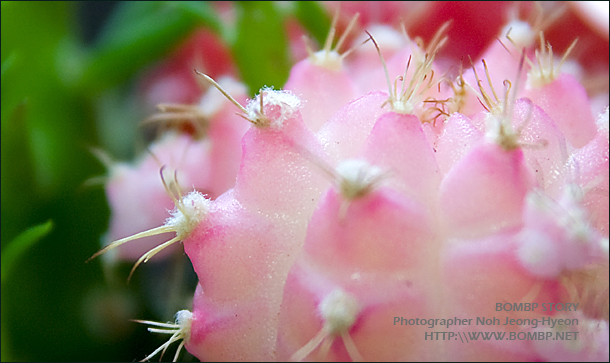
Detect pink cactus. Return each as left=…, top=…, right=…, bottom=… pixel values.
left=92, top=2, right=608, bottom=361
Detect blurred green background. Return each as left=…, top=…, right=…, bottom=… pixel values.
left=1, top=1, right=329, bottom=361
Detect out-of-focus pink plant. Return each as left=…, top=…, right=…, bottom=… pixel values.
left=92, top=2, right=608, bottom=361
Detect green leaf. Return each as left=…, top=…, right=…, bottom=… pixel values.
left=232, top=1, right=291, bottom=94
left=1, top=50, right=16, bottom=78
left=172, top=1, right=222, bottom=32
left=82, top=1, right=220, bottom=91
left=0, top=101, right=38, bottom=244
left=1, top=1, right=73, bottom=225
left=294, top=1, right=331, bottom=47
left=1, top=220, right=53, bottom=284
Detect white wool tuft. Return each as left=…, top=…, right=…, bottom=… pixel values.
left=174, top=309, right=193, bottom=336
left=318, top=289, right=360, bottom=335
left=245, top=88, right=302, bottom=128
left=335, top=159, right=384, bottom=200
left=165, top=191, right=211, bottom=239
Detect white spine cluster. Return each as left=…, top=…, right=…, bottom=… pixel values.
left=166, top=190, right=211, bottom=240
left=291, top=288, right=363, bottom=361
left=245, top=88, right=302, bottom=128
left=335, top=159, right=385, bottom=200
left=319, top=288, right=361, bottom=335
left=135, top=309, right=193, bottom=362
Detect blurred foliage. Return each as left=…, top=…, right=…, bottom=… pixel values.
left=1, top=1, right=330, bottom=361
left=1, top=220, right=53, bottom=361
left=232, top=1, right=291, bottom=94
left=2, top=220, right=53, bottom=285
left=80, top=1, right=221, bottom=92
